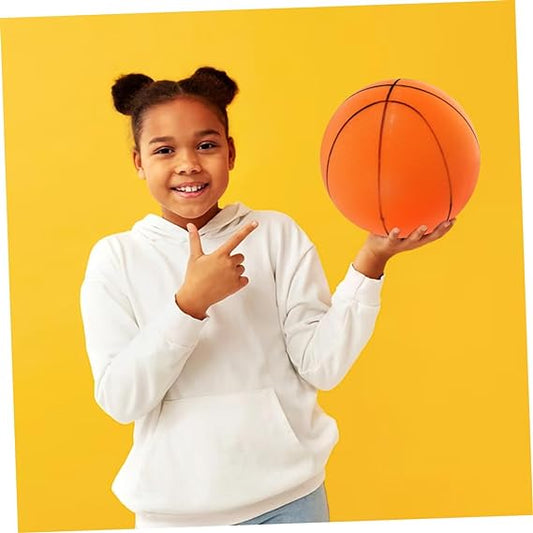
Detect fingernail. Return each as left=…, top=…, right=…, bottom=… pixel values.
left=251, top=220, right=258, bottom=228
left=444, top=221, right=451, bottom=228
left=421, top=225, right=428, bottom=232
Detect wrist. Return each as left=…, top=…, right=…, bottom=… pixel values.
left=352, top=247, right=389, bottom=279
left=175, top=289, right=208, bottom=320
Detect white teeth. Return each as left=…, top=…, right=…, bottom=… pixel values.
left=175, top=184, right=206, bottom=193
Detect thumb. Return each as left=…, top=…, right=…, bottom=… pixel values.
left=187, top=223, right=203, bottom=258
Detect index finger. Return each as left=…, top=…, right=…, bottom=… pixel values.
left=218, top=221, right=258, bottom=255
left=187, top=223, right=204, bottom=258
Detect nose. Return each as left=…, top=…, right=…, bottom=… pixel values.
left=175, top=150, right=201, bottom=175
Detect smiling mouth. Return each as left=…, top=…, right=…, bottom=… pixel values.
left=171, top=183, right=208, bottom=193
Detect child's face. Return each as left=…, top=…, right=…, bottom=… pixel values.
left=133, top=97, right=235, bottom=228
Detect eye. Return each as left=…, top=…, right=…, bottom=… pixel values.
left=198, top=141, right=217, bottom=150
left=154, top=147, right=173, bottom=155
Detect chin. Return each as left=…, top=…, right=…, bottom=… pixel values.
left=165, top=204, right=215, bottom=221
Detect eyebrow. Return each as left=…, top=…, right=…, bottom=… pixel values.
left=148, top=130, right=222, bottom=144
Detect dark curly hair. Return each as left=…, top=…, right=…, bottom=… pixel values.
left=111, top=66, right=239, bottom=150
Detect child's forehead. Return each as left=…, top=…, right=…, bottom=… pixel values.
left=140, top=97, right=225, bottom=140
left=147, top=98, right=221, bottom=124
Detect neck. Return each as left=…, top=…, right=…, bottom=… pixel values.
left=161, top=204, right=221, bottom=230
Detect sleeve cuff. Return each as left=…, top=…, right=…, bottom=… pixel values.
left=333, top=264, right=384, bottom=307
left=155, top=298, right=208, bottom=348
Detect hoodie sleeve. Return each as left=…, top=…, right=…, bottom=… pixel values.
left=80, top=238, right=206, bottom=424
left=275, top=220, right=383, bottom=391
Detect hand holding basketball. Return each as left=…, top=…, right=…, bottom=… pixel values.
left=369, top=218, right=455, bottom=257
left=352, top=219, right=455, bottom=279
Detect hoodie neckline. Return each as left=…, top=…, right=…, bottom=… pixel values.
left=132, top=203, right=252, bottom=242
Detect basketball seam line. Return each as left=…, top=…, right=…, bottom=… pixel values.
left=343, top=82, right=479, bottom=145
left=325, top=102, right=386, bottom=191
left=325, top=101, right=392, bottom=231
left=377, top=79, right=401, bottom=235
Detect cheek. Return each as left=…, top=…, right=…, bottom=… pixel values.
left=219, top=171, right=230, bottom=187
left=145, top=178, right=165, bottom=197
left=212, top=171, right=230, bottom=194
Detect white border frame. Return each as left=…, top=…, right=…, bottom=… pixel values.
left=0, top=2, right=528, bottom=533
left=0, top=1, right=500, bottom=19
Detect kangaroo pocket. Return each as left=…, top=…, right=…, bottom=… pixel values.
left=114, top=388, right=317, bottom=515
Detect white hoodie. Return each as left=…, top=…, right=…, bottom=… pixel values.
left=80, top=203, right=383, bottom=527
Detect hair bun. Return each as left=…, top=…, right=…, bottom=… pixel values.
left=181, top=66, right=239, bottom=109
left=112, top=73, right=154, bottom=115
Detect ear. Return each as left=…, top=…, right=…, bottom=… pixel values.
left=228, top=137, right=236, bottom=170
left=133, top=149, right=145, bottom=179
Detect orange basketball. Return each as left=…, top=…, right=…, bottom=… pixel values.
left=320, top=79, right=480, bottom=237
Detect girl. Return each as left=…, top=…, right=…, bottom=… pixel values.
left=80, top=66, right=454, bottom=528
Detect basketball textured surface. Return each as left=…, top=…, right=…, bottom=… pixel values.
left=320, top=79, right=480, bottom=236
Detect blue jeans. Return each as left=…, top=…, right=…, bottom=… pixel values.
left=236, top=484, right=330, bottom=525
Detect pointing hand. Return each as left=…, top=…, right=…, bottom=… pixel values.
left=175, top=220, right=258, bottom=319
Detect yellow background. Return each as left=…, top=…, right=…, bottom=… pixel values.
left=1, top=1, right=531, bottom=531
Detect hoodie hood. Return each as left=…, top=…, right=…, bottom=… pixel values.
left=131, top=203, right=253, bottom=243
